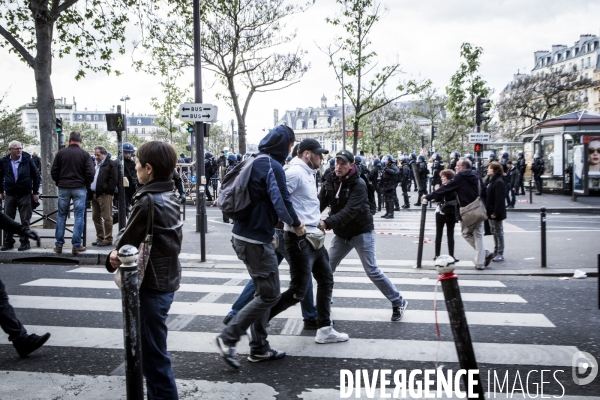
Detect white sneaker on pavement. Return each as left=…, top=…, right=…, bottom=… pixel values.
left=315, top=326, right=349, bottom=344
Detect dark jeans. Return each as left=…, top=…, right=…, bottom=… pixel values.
left=418, top=178, right=428, bottom=200
left=0, top=278, right=27, bottom=343
left=534, top=175, right=543, bottom=193
left=400, top=181, right=410, bottom=205
left=508, top=186, right=516, bottom=207
left=140, top=288, right=178, bottom=400
left=269, top=232, right=333, bottom=328
left=226, top=230, right=317, bottom=321
left=505, top=183, right=512, bottom=206
left=221, top=238, right=281, bottom=353
left=435, top=212, right=456, bottom=258
left=375, top=187, right=383, bottom=210
left=4, top=194, right=32, bottom=245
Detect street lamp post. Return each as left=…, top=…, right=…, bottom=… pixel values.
left=341, top=66, right=346, bottom=151
left=120, top=95, right=130, bottom=141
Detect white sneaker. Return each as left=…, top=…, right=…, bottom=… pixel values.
left=315, top=326, right=349, bottom=344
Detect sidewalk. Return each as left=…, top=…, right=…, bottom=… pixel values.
left=0, top=193, right=597, bottom=276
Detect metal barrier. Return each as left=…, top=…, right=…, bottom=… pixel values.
left=1, top=194, right=87, bottom=247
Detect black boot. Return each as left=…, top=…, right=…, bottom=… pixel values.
left=384, top=200, right=395, bottom=219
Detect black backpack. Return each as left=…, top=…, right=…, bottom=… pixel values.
left=358, top=172, right=377, bottom=215
left=217, top=154, right=268, bottom=221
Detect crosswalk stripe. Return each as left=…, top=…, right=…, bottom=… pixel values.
left=3, top=325, right=574, bottom=366
left=23, top=279, right=526, bottom=303
left=67, top=267, right=507, bottom=287
left=9, top=295, right=553, bottom=327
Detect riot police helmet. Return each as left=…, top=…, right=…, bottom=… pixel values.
left=227, top=153, right=237, bottom=163
left=410, top=152, right=417, bottom=160
left=452, top=151, right=461, bottom=158
left=465, top=153, right=474, bottom=162
left=518, top=151, right=524, bottom=157
left=205, top=151, right=213, bottom=159
left=373, top=158, right=381, bottom=165
left=489, top=153, right=496, bottom=159
left=123, top=142, right=134, bottom=153
left=418, top=154, right=426, bottom=161
left=236, top=153, right=242, bottom=162
left=434, top=153, right=442, bottom=160
left=401, top=157, right=408, bottom=164
left=534, top=152, right=541, bottom=159
left=502, top=151, right=509, bottom=158
left=354, top=156, right=362, bottom=163
left=329, top=158, right=335, bottom=167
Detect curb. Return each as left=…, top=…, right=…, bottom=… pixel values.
left=0, top=248, right=112, bottom=265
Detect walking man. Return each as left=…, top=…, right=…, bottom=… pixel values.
left=319, top=150, right=408, bottom=321
left=216, top=125, right=305, bottom=370
left=90, top=146, right=118, bottom=246
left=51, top=131, right=95, bottom=254
left=0, top=141, right=40, bottom=251
left=516, top=151, right=527, bottom=195
left=268, top=138, right=348, bottom=344
left=423, top=158, right=494, bottom=270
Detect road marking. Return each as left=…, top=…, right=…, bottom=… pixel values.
left=24, top=279, right=526, bottom=303
left=67, top=268, right=506, bottom=287
left=9, top=295, right=551, bottom=327
left=3, top=325, right=574, bottom=366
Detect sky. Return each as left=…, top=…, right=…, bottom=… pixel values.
left=1, top=0, right=600, bottom=145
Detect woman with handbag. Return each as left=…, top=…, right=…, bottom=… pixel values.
left=434, top=169, right=459, bottom=262
left=106, top=141, right=183, bottom=400
left=485, top=161, right=507, bottom=262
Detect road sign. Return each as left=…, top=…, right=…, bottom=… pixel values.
left=468, top=132, right=491, bottom=143
left=179, top=103, right=218, bottom=122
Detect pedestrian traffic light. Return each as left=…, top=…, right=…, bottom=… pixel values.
left=421, top=135, right=425, bottom=148
left=476, top=97, right=491, bottom=127
left=56, top=117, right=63, bottom=134
left=474, top=143, right=483, bottom=154
left=187, top=124, right=194, bottom=134
left=431, top=126, right=438, bottom=142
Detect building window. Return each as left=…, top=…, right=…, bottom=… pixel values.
left=85, top=115, right=91, bottom=121
left=331, top=139, right=337, bottom=153
left=94, top=124, right=98, bottom=129
left=135, top=128, right=138, bottom=134
left=77, top=115, right=83, bottom=120
left=93, top=115, right=99, bottom=121
left=137, top=119, right=142, bottom=125
left=142, top=128, right=145, bottom=134
left=27, top=113, right=37, bottom=121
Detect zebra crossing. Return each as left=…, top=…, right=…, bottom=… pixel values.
left=0, top=261, right=594, bottom=399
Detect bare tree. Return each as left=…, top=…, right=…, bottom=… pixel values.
left=135, top=0, right=312, bottom=154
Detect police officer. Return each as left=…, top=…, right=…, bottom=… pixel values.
left=516, top=151, right=527, bottom=195
left=500, top=152, right=509, bottom=174
left=381, top=156, right=399, bottom=219
left=369, top=158, right=384, bottom=212
left=464, top=154, right=477, bottom=171
left=449, top=151, right=461, bottom=171
left=488, top=152, right=498, bottom=166
left=122, top=142, right=138, bottom=209
left=414, top=155, right=428, bottom=206
left=205, top=152, right=217, bottom=201
left=431, top=153, right=444, bottom=188
left=354, top=156, right=370, bottom=179
left=399, top=157, right=411, bottom=209
left=408, top=153, right=417, bottom=191
left=532, top=153, right=544, bottom=195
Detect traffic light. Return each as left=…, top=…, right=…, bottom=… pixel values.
left=431, top=125, right=438, bottom=142
left=474, top=143, right=483, bottom=154
left=476, top=97, right=491, bottom=127
left=56, top=117, right=63, bottom=134
left=187, top=123, right=194, bottom=134
left=421, top=135, right=425, bottom=148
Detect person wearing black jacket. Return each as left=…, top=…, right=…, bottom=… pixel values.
left=106, top=141, right=182, bottom=399
left=532, top=153, right=544, bottom=195
left=380, top=156, right=399, bottom=219
left=0, top=211, right=48, bottom=358
left=122, top=142, right=138, bottom=208
left=368, top=158, right=384, bottom=211
left=319, top=150, right=408, bottom=321
left=0, top=141, right=41, bottom=251
left=399, top=158, right=411, bottom=208
left=505, top=160, right=520, bottom=208
left=434, top=169, right=458, bottom=261
left=424, top=158, right=494, bottom=270
left=516, top=151, right=527, bottom=195
left=414, top=155, right=428, bottom=206
left=485, top=161, right=507, bottom=262
left=50, top=131, right=95, bottom=254
left=90, top=146, right=118, bottom=246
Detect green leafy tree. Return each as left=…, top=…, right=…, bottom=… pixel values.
left=324, top=0, right=429, bottom=154
left=496, top=71, right=597, bottom=140
left=65, top=122, right=117, bottom=156
left=0, top=93, right=39, bottom=154
left=134, top=0, right=312, bottom=155
left=0, top=0, right=135, bottom=226
left=446, top=43, right=492, bottom=131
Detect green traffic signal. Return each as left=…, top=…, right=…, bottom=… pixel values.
left=56, top=117, right=63, bottom=134
left=187, top=124, right=194, bottom=133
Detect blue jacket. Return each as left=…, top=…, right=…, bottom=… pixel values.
left=0, top=151, right=41, bottom=196
left=232, top=126, right=301, bottom=244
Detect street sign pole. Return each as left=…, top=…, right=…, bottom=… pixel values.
left=193, top=0, right=206, bottom=262
left=108, top=109, right=127, bottom=230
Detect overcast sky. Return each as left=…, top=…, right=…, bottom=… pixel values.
left=1, top=0, right=599, bottom=145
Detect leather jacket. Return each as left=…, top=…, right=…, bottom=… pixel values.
left=106, top=179, right=182, bottom=292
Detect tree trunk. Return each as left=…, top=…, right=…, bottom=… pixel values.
left=33, top=9, right=58, bottom=228
left=352, top=119, right=360, bottom=155
left=237, top=120, right=246, bottom=155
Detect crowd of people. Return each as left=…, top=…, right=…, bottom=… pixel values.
left=1, top=128, right=538, bottom=398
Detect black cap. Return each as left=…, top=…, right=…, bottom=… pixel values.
left=298, top=138, right=329, bottom=155
left=335, top=149, right=354, bottom=163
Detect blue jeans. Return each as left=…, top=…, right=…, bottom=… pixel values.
left=0, top=278, right=27, bottom=343
left=328, top=231, right=403, bottom=307
left=226, top=230, right=317, bottom=321
left=268, top=231, right=333, bottom=328
left=140, top=288, right=178, bottom=400
left=55, top=187, right=87, bottom=248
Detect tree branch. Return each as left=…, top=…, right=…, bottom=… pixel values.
left=55, top=0, right=81, bottom=16
left=0, top=24, right=34, bottom=67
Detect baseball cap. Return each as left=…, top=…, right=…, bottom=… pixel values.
left=298, top=138, right=329, bottom=155
left=335, top=150, right=354, bottom=163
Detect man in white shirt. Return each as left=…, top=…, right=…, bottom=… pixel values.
left=268, top=139, right=349, bottom=344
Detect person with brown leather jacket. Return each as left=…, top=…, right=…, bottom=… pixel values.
left=106, top=141, right=182, bottom=399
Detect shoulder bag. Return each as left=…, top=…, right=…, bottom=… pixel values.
left=456, top=180, right=488, bottom=227
left=114, top=193, right=154, bottom=289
